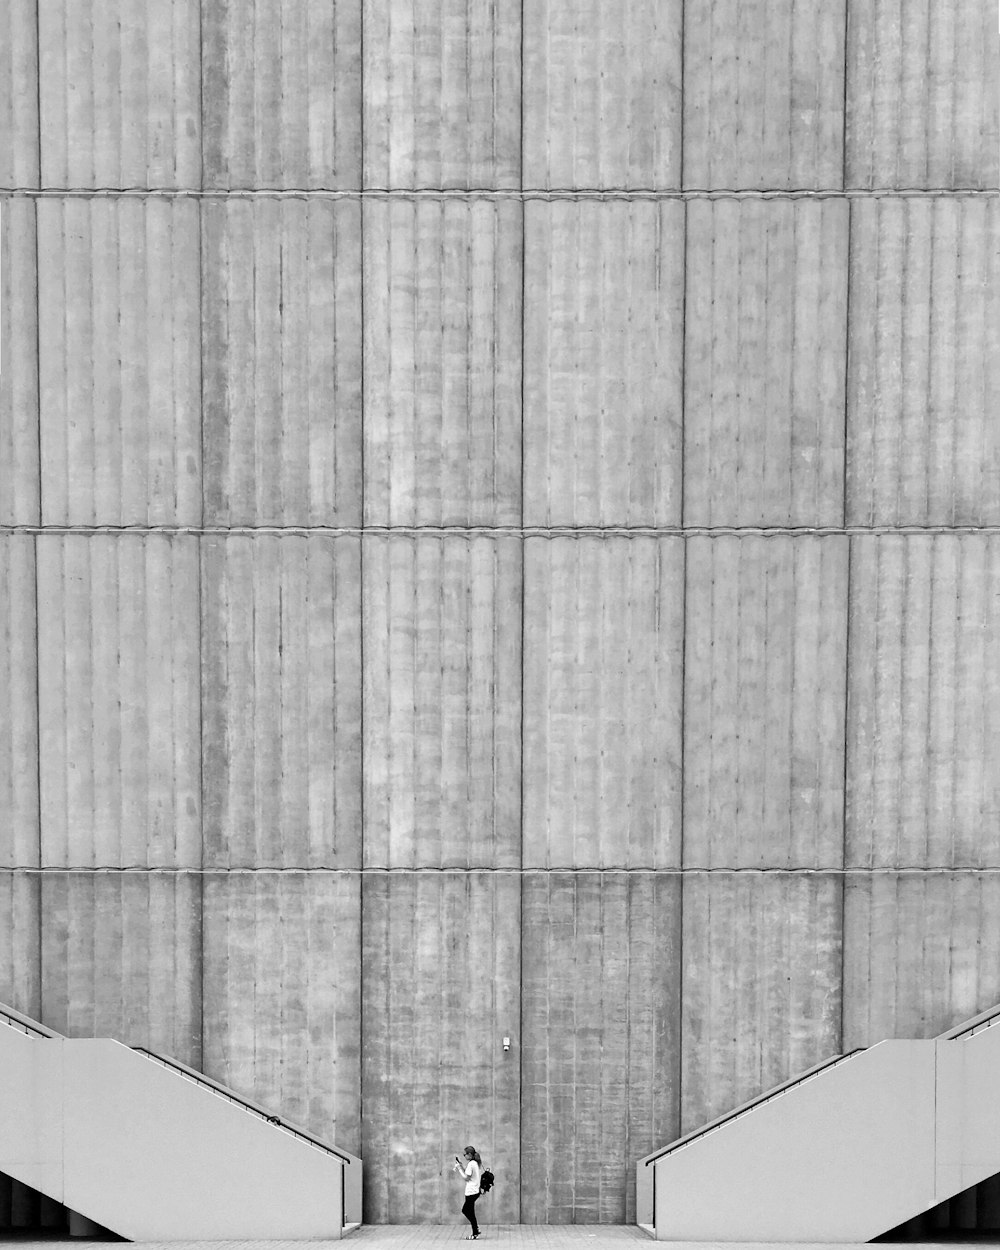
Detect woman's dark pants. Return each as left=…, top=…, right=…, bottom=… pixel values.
left=462, top=1193, right=480, bottom=1236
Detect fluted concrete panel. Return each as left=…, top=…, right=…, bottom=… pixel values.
left=39, top=872, right=201, bottom=1064
left=0, top=873, right=41, bottom=1018
left=523, top=201, right=684, bottom=526
left=843, top=873, right=1000, bottom=1046
left=0, top=538, right=38, bottom=868
left=0, top=0, right=38, bottom=188
left=847, top=535, right=1000, bottom=868
left=522, top=0, right=681, bottom=190
left=37, top=197, right=201, bottom=525
left=0, top=198, right=39, bottom=525
left=683, top=0, right=846, bottom=189
left=202, top=872, right=361, bottom=1153
left=202, top=535, right=362, bottom=869
left=202, top=198, right=362, bottom=525
left=680, top=874, right=843, bottom=1130
left=202, top=0, right=361, bottom=189
left=684, top=198, right=850, bottom=526
left=847, top=198, right=1000, bottom=526
left=522, top=537, right=683, bottom=870
left=363, top=0, right=519, bottom=189
left=520, top=873, right=681, bottom=1223
left=363, top=199, right=522, bottom=525
left=684, top=536, right=849, bottom=868
left=363, top=536, right=521, bottom=869
left=361, top=872, right=520, bottom=1222
left=846, top=0, right=999, bottom=189
left=38, top=0, right=201, bottom=189
left=36, top=535, right=201, bottom=868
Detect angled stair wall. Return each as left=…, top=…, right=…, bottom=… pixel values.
left=0, top=1004, right=360, bottom=1240
left=640, top=1007, right=1000, bottom=1242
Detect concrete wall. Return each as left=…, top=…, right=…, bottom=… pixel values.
left=0, top=0, right=998, bottom=1227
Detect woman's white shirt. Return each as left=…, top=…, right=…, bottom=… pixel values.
left=464, top=1161, right=481, bottom=1196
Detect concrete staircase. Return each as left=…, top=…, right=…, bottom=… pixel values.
left=638, top=1003, right=1000, bottom=1241
left=0, top=1002, right=361, bottom=1240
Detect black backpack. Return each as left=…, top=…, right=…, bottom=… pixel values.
left=479, top=1167, right=495, bottom=1194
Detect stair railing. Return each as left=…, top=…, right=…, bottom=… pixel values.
left=0, top=1003, right=62, bottom=1038
left=939, top=1003, right=1000, bottom=1040
left=132, top=1047, right=355, bottom=1166
left=643, top=1048, right=865, bottom=1166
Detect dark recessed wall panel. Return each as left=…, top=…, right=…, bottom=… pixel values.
left=202, top=871, right=361, bottom=1153
left=520, top=872, right=681, bottom=1223
left=361, top=872, right=521, bottom=1222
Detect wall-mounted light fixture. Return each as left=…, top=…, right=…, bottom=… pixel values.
left=502, top=1036, right=511, bottom=1051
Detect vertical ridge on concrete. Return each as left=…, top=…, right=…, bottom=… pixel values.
left=682, top=0, right=847, bottom=189
left=846, top=535, right=1000, bottom=869
left=842, top=871, right=1000, bottom=1047
left=202, top=871, right=362, bottom=1152
left=847, top=197, right=1000, bottom=526
left=680, top=872, right=843, bottom=1130
left=202, top=197, right=363, bottom=526
left=363, top=198, right=523, bottom=525
left=521, top=0, right=682, bottom=190
left=0, top=872, right=41, bottom=1015
left=38, top=0, right=201, bottom=188
left=0, top=538, right=39, bottom=869
left=36, top=534, right=202, bottom=868
left=683, top=197, right=850, bottom=526
left=523, top=200, right=685, bottom=526
left=520, top=872, right=681, bottom=1223
left=362, top=535, right=522, bottom=869
left=0, top=198, right=40, bottom=525
left=201, top=534, right=362, bottom=869
left=202, top=0, right=361, bottom=189
left=363, top=0, right=521, bottom=190
left=522, top=536, right=684, bottom=870
left=0, top=0, right=39, bottom=188
left=846, top=0, right=1000, bottom=190
left=361, top=872, right=521, bottom=1221
left=36, top=197, right=202, bottom=525
left=683, top=536, right=850, bottom=869
left=39, top=871, right=202, bottom=1063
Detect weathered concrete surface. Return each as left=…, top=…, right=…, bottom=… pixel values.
left=680, top=874, right=843, bottom=1131
left=363, top=199, right=522, bottom=526
left=842, top=873, right=1000, bottom=1048
left=39, top=871, right=201, bottom=1064
left=0, top=872, right=41, bottom=1016
left=36, top=534, right=201, bottom=868
left=847, top=535, right=1000, bottom=868
left=0, top=537, right=38, bottom=868
left=523, top=201, right=684, bottom=527
left=683, top=198, right=850, bottom=526
left=202, top=871, right=362, bottom=1153
left=683, top=537, right=849, bottom=869
left=522, top=537, right=683, bottom=870
left=37, top=197, right=202, bottom=525
left=201, top=534, right=362, bottom=869
left=847, top=0, right=1000, bottom=189
left=0, top=0, right=38, bottom=188
left=683, top=0, right=846, bottom=190
left=361, top=873, right=520, bottom=1223
left=203, top=0, right=361, bottom=190
left=363, top=0, right=520, bottom=190
left=0, top=198, right=39, bottom=525
left=847, top=197, right=1000, bottom=526
left=363, top=535, right=521, bottom=869
left=202, top=198, right=363, bottom=526
left=522, top=0, right=682, bottom=190
left=520, top=873, right=681, bottom=1224
left=38, top=0, right=201, bottom=189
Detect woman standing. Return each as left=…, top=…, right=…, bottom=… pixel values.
left=453, top=1146, right=482, bottom=1239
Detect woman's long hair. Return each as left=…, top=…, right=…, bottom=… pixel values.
left=464, top=1146, right=482, bottom=1166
